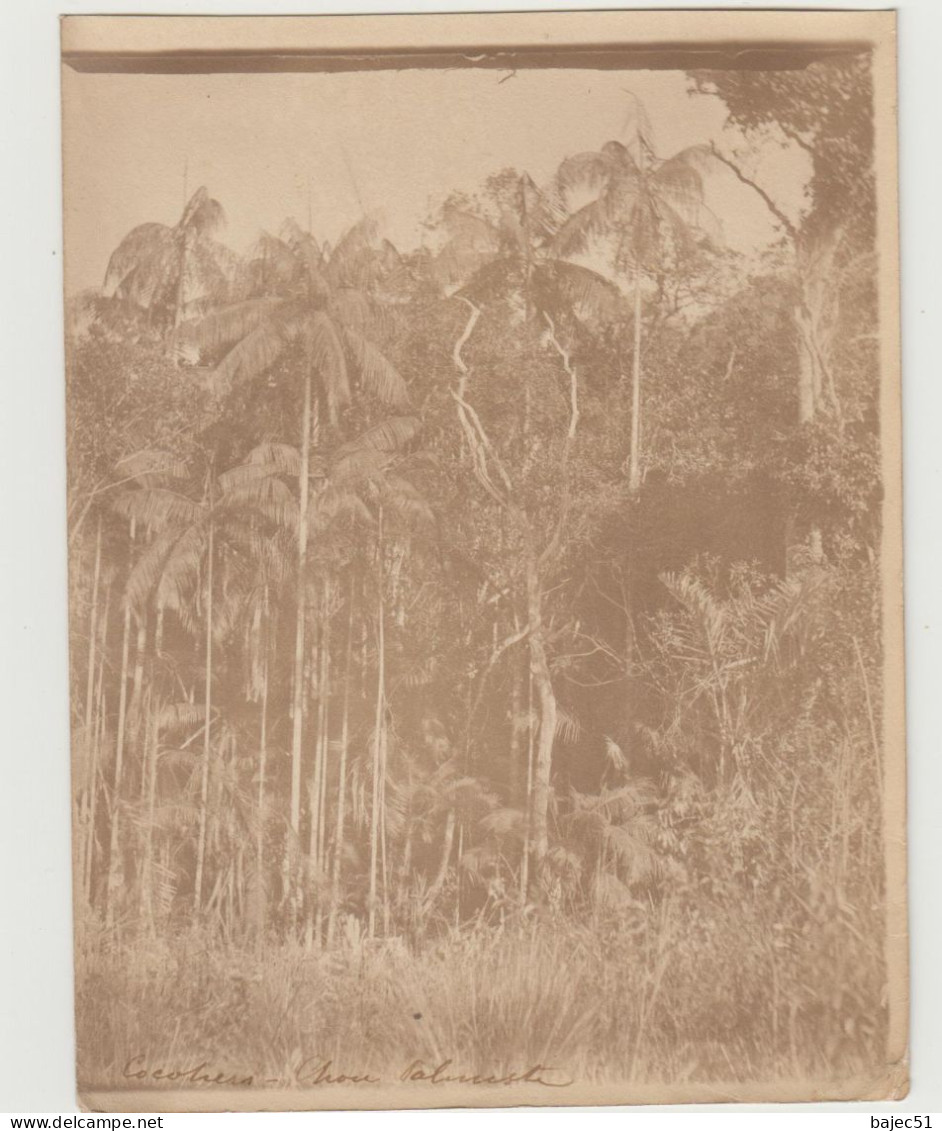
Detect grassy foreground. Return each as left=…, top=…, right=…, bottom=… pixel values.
left=77, top=888, right=886, bottom=1093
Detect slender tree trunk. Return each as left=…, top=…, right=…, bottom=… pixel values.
left=628, top=262, right=644, bottom=494
left=794, top=298, right=825, bottom=564
left=519, top=667, right=534, bottom=907
left=304, top=617, right=322, bottom=951
left=193, top=517, right=214, bottom=913
left=83, top=579, right=110, bottom=911
left=105, top=602, right=132, bottom=927
left=255, top=589, right=269, bottom=945
left=105, top=519, right=136, bottom=929
left=173, top=224, right=189, bottom=335
left=155, top=602, right=165, bottom=656
left=327, top=577, right=355, bottom=948
left=314, top=582, right=332, bottom=941
left=368, top=507, right=386, bottom=938
left=139, top=688, right=159, bottom=931
left=454, top=823, right=463, bottom=929
left=129, top=614, right=148, bottom=765
left=312, top=586, right=331, bottom=873
left=525, top=547, right=557, bottom=893
left=509, top=648, right=525, bottom=800
left=289, top=369, right=313, bottom=881
left=426, top=808, right=456, bottom=918
left=80, top=516, right=102, bottom=907
left=380, top=716, right=390, bottom=937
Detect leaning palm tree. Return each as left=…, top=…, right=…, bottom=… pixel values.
left=102, top=186, right=237, bottom=341
left=181, top=225, right=412, bottom=905
left=554, top=97, right=717, bottom=491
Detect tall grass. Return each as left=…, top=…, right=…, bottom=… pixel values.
left=77, top=882, right=885, bottom=1090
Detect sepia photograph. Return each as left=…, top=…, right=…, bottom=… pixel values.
left=58, top=10, right=905, bottom=1111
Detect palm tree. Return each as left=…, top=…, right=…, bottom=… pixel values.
left=554, top=99, right=716, bottom=491
left=102, top=186, right=236, bottom=341
left=183, top=218, right=412, bottom=888
left=434, top=172, right=619, bottom=329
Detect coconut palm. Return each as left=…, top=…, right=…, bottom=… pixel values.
left=554, top=98, right=717, bottom=491
left=102, top=186, right=237, bottom=340
left=435, top=171, right=620, bottom=329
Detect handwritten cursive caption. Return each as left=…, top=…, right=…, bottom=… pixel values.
left=122, top=1054, right=574, bottom=1089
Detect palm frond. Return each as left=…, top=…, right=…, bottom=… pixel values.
left=220, top=477, right=298, bottom=530
left=555, top=706, right=581, bottom=745
left=480, top=806, right=526, bottom=838
left=340, top=415, right=421, bottom=456
left=153, top=525, right=208, bottom=614
left=179, top=187, right=226, bottom=239
left=122, top=527, right=184, bottom=610
left=214, top=322, right=289, bottom=389
left=102, top=223, right=173, bottom=300
left=302, top=310, right=351, bottom=410
left=331, top=286, right=390, bottom=338
left=243, top=442, right=302, bottom=476
left=343, top=329, right=410, bottom=408
left=113, top=449, right=189, bottom=486
left=653, top=147, right=709, bottom=209
left=552, top=200, right=608, bottom=257
left=556, top=151, right=617, bottom=195
left=183, top=296, right=282, bottom=354
left=378, top=474, right=435, bottom=525
left=329, top=447, right=391, bottom=485
left=312, top=484, right=373, bottom=528
left=112, top=488, right=203, bottom=531
left=156, top=701, right=207, bottom=731
left=602, top=820, right=662, bottom=885
left=544, top=260, right=622, bottom=322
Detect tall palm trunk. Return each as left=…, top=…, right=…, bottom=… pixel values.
left=139, top=688, right=159, bottom=930
left=509, top=649, right=525, bottom=799
left=79, top=516, right=102, bottom=907
left=83, top=579, right=110, bottom=911
left=327, top=576, right=355, bottom=947
left=193, top=516, right=214, bottom=913
left=289, top=369, right=313, bottom=864
left=304, top=621, right=321, bottom=951
left=519, top=667, right=534, bottom=906
left=315, top=582, right=332, bottom=938
left=255, top=587, right=270, bottom=944
left=105, top=519, right=136, bottom=928
left=368, top=507, right=386, bottom=938
left=525, top=547, right=557, bottom=892
left=129, top=613, right=148, bottom=761
left=628, top=262, right=644, bottom=494
left=795, top=294, right=825, bottom=564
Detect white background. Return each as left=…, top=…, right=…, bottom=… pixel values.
left=1, top=0, right=939, bottom=1121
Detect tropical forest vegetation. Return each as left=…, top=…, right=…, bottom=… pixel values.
left=67, top=59, right=889, bottom=1091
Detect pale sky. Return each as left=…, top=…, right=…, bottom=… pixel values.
left=62, top=65, right=810, bottom=295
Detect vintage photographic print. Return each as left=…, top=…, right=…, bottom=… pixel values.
left=61, top=11, right=905, bottom=1111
